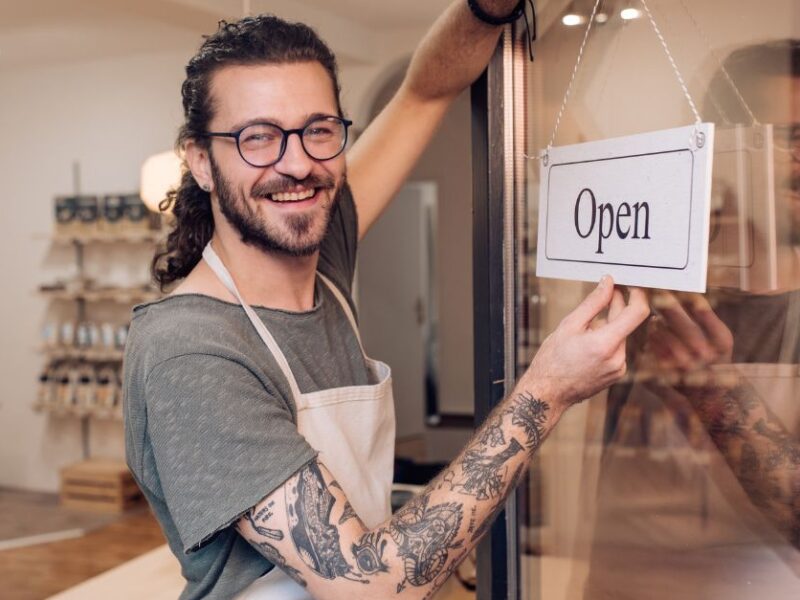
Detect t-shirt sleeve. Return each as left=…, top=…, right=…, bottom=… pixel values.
left=318, top=181, right=358, bottom=297
left=145, top=353, right=317, bottom=554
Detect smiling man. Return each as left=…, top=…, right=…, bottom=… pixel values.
left=123, top=4, right=649, bottom=600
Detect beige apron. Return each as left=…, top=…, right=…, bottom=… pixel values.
left=202, top=244, right=396, bottom=599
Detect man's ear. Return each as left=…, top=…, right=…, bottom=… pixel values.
left=185, top=139, right=214, bottom=193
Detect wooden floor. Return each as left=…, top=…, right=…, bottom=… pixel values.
left=0, top=488, right=165, bottom=600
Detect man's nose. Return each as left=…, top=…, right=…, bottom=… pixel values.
left=273, top=132, right=314, bottom=180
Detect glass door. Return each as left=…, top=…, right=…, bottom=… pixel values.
left=498, top=1, right=800, bottom=598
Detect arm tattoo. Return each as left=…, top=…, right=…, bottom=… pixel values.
left=507, top=392, right=549, bottom=452
left=388, top=494, right=464, bottom=592
left=339, top=501, right=359, bottom=525
left=443, top=438, right=525, bottom=500
left=478, top=414, right=506, bottom=447
left=286, top=462, right=366, bottom=583
left=245, top=510, right=282, bottom=541
left=469, top=463, right=526, bottom=544
left=351, top=530, right=390, bottom=575
left=242, top=510, right=307, bottom=587
left=753, top=419, right=800, bottom=470
left=685, top=381, right=800, bottom=549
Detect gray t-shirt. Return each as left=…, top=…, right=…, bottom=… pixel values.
left=124, top=185, right=371, bottom=599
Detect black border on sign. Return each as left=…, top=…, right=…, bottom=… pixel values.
left=543, top=148, right=695, bottom=270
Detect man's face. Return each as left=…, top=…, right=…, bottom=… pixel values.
left=206, top=61, right=345, bottom=256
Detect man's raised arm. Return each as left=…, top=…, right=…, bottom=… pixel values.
left=347, top=0, right=522, bottom=239
left=237, top=280, right=649, bottom=599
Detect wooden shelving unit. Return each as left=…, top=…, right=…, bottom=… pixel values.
left=37, top=223, right=163, bottom=457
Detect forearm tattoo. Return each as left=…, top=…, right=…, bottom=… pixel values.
left=286, top=462, right=366, bottom=583
left=338, top=501, right=359, bottom=525
left=690, top=382, right=800, bottom=548
left=386, top=494, right=464, bottom=593
left=443, top=438, right=524, bottom=500
left=242, top=507, right=306, bottom=587
left=478, top=414, right=506, bottom=447
left=507, top=391, right=550, bottom=452
left=469, top=463, right=525, bottom=544
left=351, top=530, right=389, bottom=575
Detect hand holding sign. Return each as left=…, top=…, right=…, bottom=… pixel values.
left=519, top=276, right=650, bottom=410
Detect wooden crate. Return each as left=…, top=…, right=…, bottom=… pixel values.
left=60, top=459, right=143, bottom=513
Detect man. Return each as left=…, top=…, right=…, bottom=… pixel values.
left=124, top=2, right=649, bottom=599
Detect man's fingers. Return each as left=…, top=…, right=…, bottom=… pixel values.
left=608, top=288, right=625, bottom=322
left=650, top=325, right=693, bottom=370
left=686, top=301, right=733, bottom=357
left=603, top=287, right=650, bottom=340
left=655, top=292, right=717, bottom=362
left=562, top=276, right=614, bottom=331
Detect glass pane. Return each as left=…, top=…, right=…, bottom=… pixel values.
left=515, top=1, right=800, bottom=599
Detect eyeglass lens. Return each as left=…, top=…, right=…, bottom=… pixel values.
left=238, top=117, right=347, bottom=167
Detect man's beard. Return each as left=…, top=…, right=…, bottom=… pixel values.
left=210, top=155, right=340, bottom=257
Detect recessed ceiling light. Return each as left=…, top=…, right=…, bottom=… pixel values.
left=595, top=12, right=609, bottom=23
left=562, top=13, right=586, bottom=26
left=620, top=7, right=643, bottom=20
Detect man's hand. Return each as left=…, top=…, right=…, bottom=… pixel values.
left=644, top=291, right=733, bottom=371
left=521, top=277, right=650, bottom=409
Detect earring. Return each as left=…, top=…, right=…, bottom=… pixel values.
left=202, top=184, right=211, bottom=192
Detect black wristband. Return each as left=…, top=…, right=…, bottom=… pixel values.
left=467, top=0, right=526, bottom=25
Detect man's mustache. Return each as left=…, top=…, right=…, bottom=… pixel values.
left=252, top=175, right=335, bottom=198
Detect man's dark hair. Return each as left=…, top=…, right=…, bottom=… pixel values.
left=152, top=15, right=342, bottom=290
left=706, top=39, right=800, bottom=124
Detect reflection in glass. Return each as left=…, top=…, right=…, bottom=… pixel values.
left=515, top=2, right=799, bottom=599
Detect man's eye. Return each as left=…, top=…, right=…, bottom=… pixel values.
left=244, top=132, right=278, bottom=144
left=306, top=127, right=334, bottom=138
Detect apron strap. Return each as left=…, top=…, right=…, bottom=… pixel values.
left=316, top=272, right=365, bottom=356
left=202, top=243, right=303, bottom=401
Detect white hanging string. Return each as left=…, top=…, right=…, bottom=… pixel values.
left=543, top=0, right=708, bottom=159
left=638, top=0, right=701, bottom=124
left=545, top=0, right=603, bottom=151
left=675, top=0, right=758, bottom=125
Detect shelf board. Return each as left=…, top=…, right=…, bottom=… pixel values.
left=32, top=402, right=123, bottom=421
left=39, top=230, right=165, bottom=244
left=40, top=347, right=125, bottom=362
left=39, top=287, right=160, bottom=303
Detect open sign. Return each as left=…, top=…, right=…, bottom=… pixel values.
left=573, top=188, right=651, bottom=254
left=536, top=123, right=715, bottom=292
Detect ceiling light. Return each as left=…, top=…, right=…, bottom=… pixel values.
left=620, top=8, right=642, bottom=20
left=562, top=13, right=586, bottom=26
left=595, top=12, right=609, bottom=23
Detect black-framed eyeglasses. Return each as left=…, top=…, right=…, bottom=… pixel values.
left=205, top=115, right=353, bottom=168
